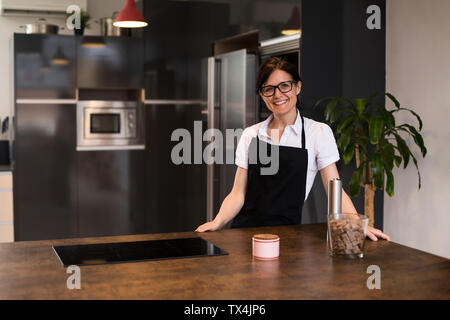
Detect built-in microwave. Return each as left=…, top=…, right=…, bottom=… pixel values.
left=76, top=100, right=145, bottom=151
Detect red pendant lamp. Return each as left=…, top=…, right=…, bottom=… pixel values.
left=114, top=0, right=148, bottom=28
left=281, top=6, right=301, bottom=36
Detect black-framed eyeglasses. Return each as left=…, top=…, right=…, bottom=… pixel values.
left=259, top=80, right=296, bottom=97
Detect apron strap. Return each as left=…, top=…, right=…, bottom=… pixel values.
left=300, top=111, right=306, bottom=149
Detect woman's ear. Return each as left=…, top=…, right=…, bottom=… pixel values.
left=258, top=91, right=265, bottom=100
left=296, top=81, right=302, bottom=95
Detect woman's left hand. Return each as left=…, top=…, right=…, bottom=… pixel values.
left=319, top=164, right=390, bottom=242
left=366, top=226, right=390, bottom=241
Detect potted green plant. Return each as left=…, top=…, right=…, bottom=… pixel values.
left=314, top=93, right=427, bottom=227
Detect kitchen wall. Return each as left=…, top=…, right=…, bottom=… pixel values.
left=0, top=0, right=127, bottom=123
left=384, top=0, right=450, bottom=259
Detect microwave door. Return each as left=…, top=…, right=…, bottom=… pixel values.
left=90, top=113, right=121, bottom=134
left=84, top=109, right=125, bottom=139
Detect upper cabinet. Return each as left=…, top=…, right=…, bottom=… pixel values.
left=14, top=34, right=77, bottom=99
left=142, top=0, right=302, bottom=100
left=143, top=1, right=230, bottom=100
left=77, top=37, right=144, bottom=89
left=14, top=34, right=144, bottom=94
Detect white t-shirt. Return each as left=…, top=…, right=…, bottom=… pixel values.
left=235, top=111, right=340, bottom=200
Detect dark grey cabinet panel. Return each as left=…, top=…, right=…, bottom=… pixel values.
left=145, top=105, right=206, bottom=233
left=143, top=1, right=230, bottom=100
left=13, top=104, right=78, bottom=241
left=77, top=37, right=144, bottom=89
left=300, top=0, right=386, bottom=229
left=14, top=34, right=77, bottom=99
left=77, top=151, right=146, bottom=238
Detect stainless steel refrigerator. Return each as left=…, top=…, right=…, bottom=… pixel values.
left=204, top=49, right=258, bottom=223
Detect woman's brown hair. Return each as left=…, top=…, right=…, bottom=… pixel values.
left=255, top=57, right=302, bottom=93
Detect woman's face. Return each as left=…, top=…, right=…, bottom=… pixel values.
left=259, top=69, right=301, bottom=117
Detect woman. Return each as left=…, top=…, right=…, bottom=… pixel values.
left=196, top=57, right=389, bottom=241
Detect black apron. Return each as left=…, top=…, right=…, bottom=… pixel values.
left=231, top=113, right=308, bottom=228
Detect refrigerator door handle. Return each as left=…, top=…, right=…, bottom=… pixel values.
left=206, top=57, right=220, bottom=222
left=206, top=57, right=215, bottom=222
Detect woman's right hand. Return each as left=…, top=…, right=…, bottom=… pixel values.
left=195, top=220, right=221, bottom=232
left=195, top=167, right=248, bottom=233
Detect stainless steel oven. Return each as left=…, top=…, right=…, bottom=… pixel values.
left=76, top=100, right=145, bottom=151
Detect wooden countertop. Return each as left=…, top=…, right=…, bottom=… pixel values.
left=0, top=224, right=448, bottom=299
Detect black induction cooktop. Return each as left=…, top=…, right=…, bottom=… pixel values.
left=53, top=237, right=228, bottom=267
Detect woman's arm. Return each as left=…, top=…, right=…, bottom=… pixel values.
left=319, top=163, right=390, bottom=241
left=195, top=166, right=248, bottom=232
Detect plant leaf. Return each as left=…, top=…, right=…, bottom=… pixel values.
left=343, top=143, right=355, bottom=165
left=355, top=140, right=369, bottom=158
left=324, top=98, right=339, bottom=122
left=355, top=135, right=370, bottom=145
left=354, top=98, right=366, bottom=115
left=394, top=133, right=410, bottom=168
left=337, top=126, right=352, bottom=153
left=398, top=124, right=427, bottom=157
left=349, top=163, right=364, bottom=197
left=313, top=96, right=333, bottom=109
left=385, top=170, right=394, bottom=197
left=381, top=142, right=395, bottom=171
left=394, top=155, right=402, bottom=167
left=386, top=92, right=400, bottom=109
left=360, top=114, right=371, bottom=124
left=337, top=114, right=355, bottom=134
left=376, top=104, right=395, bottom=129
left=391, top=107, right=423, bottom=131
left=369, top=117, right=384, bottom=144
left=410, top=151, right=422, bottom=189
left=329, top=108, right=344, bottom=124
left=372, top=155, right=384, bottom=189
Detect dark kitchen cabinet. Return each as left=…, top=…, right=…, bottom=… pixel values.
left=14, top=34, right=147, bottom=241
left=14, top=34, right=77, bottom=99
left=13, top=103, right=78, bottom=241
left=77, top=150, right=146, bottom=238
left=144, top=105, right=205, bottom=233
left=14, top=34, right=78, bottom=241
left=143, top=0, right=230, bottom=100
left=77, top=37, right=144, bottom=89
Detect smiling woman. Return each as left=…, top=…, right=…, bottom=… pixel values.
left=258, top=73, right=301, bottom=138
left=256, top=57, right=302, bottom=118
left=195, top=57, right=389, bottom=242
